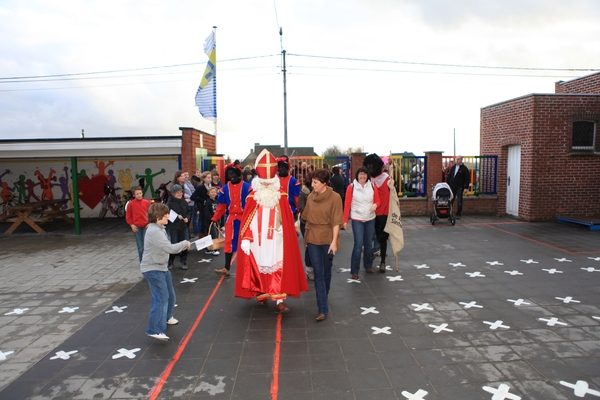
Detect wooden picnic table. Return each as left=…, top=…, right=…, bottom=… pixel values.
left=2, top=199, right=74, bottom=234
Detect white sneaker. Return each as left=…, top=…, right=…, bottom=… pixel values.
left=167, top=317, right=178, bottom=325
left=211, top=250, right=220, bottom=256
left=147, top=333, right=169, bottom=341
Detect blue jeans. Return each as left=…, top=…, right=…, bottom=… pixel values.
left=133, top=226, right=146, bottom=262
left=351, top=219, right=375, bottom=275
left=143, top=270, right=175, bottom=335
left=307, top=243, right=333, bottom=315
left=192, top=204, right=201, bottom=235
left=167, top=227, right=189, bottom=265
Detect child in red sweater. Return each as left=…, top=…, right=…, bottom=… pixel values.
left=125, top=186, right=151, bottom=262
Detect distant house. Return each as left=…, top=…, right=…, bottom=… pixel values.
left=240, top=143, right=318, bottom=168
left=480, top=71, right=600, bottom=221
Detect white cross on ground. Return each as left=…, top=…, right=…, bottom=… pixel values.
left=539, top=317, right=568, bottom=327
left=384, top=265, right=392, bottom=271
left=58, top=307, right=79, bottom=314
left=581, top=267, right=600, bottom=272
left=0, top=350, right=14, bottom=361
left=426, top=274, right=444, bottom=279
left=555, top=296, right=580, bottom=304
left=414, top=264, right=429, bottom=269
left=484, top=320, right=510, bottom=330
left=4, top=308, right=29, bottom=315
left=520, top=259, right=538, bottom=264
left=339, top=268, right=350, bottom=272
left=371, top=326, right=392, bottom=335
left=593, top=316, right=600, bottom=321
left=105, top=306, right=128, bottom=313
left=504, top=270, right=523, bottom=276
left=449, top=262, right=466, bottom=267
left=346, top=278, right=361, bottom=284
left=429, top=323, right=453, bottom=333
left=181, top=278, right=198, bottom=283
left=486, top=261, right=504, bottom=265
left=112, top=348, right=141, bottom=359
left=588, top=257, right=600, bottom=261
left=466, top=271, right=486, bottom=278
left=559, top=380, right=600, bottom=397
left=554, top=258, right=572, bottom=262
left=49, top=350, right=78, bottom=360
left=482, top=383, right=521, bottom=400
left=542, top=268, right=563, bottom=274
left=197, top=259, right=212, bottom=263
left=401, top=389, right=428, bottom=399
left=386, top=276, right=404, bottom=281
left=460, top=301, right=483, bottom=309
left=360, top=307, right=379, bottom=315
left=508, top=299, right=531, bottom=306
left=412, top=303, right=433, bottom=311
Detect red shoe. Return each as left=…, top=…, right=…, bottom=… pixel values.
left=351, top=274, right=359, bottom=280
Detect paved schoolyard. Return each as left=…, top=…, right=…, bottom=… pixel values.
left=0, top=216, right=599, bottom=399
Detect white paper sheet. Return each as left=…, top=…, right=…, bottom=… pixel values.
left=193, top=235, right=214, bottom=251
left=168, top=209, right=178, bottom=223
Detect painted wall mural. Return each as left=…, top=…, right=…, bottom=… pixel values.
left=0, top=156, right=179, bottom=218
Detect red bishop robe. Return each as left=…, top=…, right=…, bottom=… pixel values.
left=235, top=191, right=308, bottom=300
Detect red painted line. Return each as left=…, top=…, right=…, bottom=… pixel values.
left=483, top=223, right=600, bottom=254
left=270, top=313, right=283, bottom=400
left=148, top=261, right=233, bottom=399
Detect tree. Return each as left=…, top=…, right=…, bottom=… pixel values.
left=322, top=145, right=344, bottom=157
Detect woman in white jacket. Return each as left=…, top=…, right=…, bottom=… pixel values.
left=343, top=167, right=381, bottom=280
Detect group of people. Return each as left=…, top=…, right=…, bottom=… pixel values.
left=128, top=152, right=470, bottom=340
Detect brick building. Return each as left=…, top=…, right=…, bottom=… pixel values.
left=480, top=72, right=600, bottom=221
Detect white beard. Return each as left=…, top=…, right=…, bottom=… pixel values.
left=252, top=177, right=281, bottom=208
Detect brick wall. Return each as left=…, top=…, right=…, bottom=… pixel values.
left=555, top=72, right=600, bottom=94
left=179, top=127, right=216, bottom=174
left=481, top=94, right=600, bottom=221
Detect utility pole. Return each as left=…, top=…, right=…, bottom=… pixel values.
left=280, top=28, right=288, bottom=156
left=453, top=128, right=456, bottom=157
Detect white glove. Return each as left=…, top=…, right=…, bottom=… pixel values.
left=241, top=239, right=251, bottom=255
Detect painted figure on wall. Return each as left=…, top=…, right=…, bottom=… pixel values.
left=136, top=168, right=166, bottom=198
left=1, top=182, right=15, bottom=215
left=118, top=169, right=134, bottom=193
left=56, top=166, right=71, bottom=208
left=92, top=160, right=114, bottom=178
left=106, top=170, right=117, bottom=188
left=13, top=175, right=27, bottom=203
left=35, top=169, right=57, bottom=200
left=25, top=178, right=41, bottom=202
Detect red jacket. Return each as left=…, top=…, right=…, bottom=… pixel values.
left=371, top=173, right=390, bottom=216
left=125, top=198, right=150, bottom=228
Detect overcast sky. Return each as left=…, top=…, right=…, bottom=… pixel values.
left=1, top=0, right=599, bottom=160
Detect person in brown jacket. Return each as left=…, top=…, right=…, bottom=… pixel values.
left=302, top=168, right=344, bottom=322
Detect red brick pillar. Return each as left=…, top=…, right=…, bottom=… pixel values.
left=350, top=152, right=366, bottom=178
left=425, top=151, right=443, bottom=198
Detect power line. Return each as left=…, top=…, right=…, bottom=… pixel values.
left=0, top=55, right=279, bottom=81
left=288, top=65, right=582, bottom=79
left=288, top=53, right=600, bottom=72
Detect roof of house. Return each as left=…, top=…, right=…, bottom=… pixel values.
left=241, top=144, right=317, bottom=167
left=0, top=136, right=183, bottom=159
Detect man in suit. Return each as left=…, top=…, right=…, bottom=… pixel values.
left=446, top=155, right=470, bottom=219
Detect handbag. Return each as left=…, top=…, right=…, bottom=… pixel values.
left=208, top=222, right=225, bottom=250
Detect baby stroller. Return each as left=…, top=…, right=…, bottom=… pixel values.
left=430, top=182, right=455, bottom=225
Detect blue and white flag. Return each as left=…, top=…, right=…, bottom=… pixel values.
left=195, top=31, right=217, bottom=121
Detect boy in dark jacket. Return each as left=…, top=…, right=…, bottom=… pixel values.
left=166, top=184, right=191, bottom=269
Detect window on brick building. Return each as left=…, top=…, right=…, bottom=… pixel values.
left=572, top=121, right=596, bottom=151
